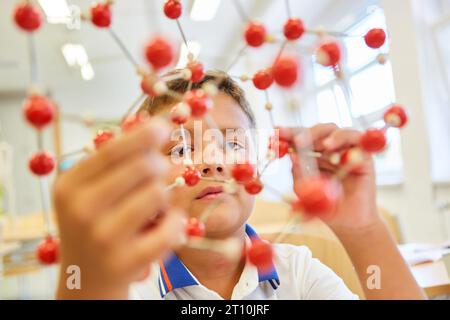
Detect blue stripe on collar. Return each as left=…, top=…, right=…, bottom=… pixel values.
left=158, top=224, right=280, bottom=298
left=245, top=224, right=280, bottom=287
left=159, top=252, right=198, bottom=296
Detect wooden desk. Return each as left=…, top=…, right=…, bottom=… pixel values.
left=410, top=260, right=450, bottom=297
left=253, top=221, right=450, bottom=298
left=2, top=213, right=54, bottom=242
left=0, top=242, right=21, bottom=256
left=1, top=214, right=52, bottom=277
left=1, top=242, right=22, bottom=277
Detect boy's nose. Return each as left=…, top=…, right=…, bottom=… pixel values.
left=201, top=164, right=224, bottom=176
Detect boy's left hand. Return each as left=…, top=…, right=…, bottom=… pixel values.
left=281, top=124, right=381, bottom=232
left=282, top=125, right=426, bottom=300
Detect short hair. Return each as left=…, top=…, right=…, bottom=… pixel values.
left=139, top=70, right=256, bottom=128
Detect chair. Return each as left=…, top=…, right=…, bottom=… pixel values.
left=378, top=207, right=403, bottom=243
left=249, top=199, right=369, bottom=298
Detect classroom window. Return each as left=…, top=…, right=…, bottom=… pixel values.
left=313, top=8, right=403, bottom=185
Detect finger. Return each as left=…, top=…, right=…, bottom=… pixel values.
left=277, top=123, right=338, bottom=141
left=322, top=129, right=362, bottom=152
left=290, top=152, right=303, bottom=181
left=131, top=209, right=186, bottom=267
left=77, top=152, right=169, bottom=217
left=309, top=123, right=339, bottom=144
left=289, top=124, right=338, bottom=181
left=68, top=118, right=171, bottom=183
left=290, top=123, right=339, bottom=150
left=280, top=123, right=337, bottom=141
left=98, top=181, right=169, bottom=239
left=317, top=158, right=339, bottom=173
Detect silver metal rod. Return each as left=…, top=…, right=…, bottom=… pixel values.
left=28, top=34, right=39, bottom=86
left=38, top=177, right=52, bottom=235
left=273, top=215, right=300, bottom=243
left=285, top=0, right=292, bottom=18
left=226, top=45, right=248, bottom=72
left=176, top=19, right=189, bottom=49
left=109, top=28, right=140, bottom=69
left=121, top=93, right=146, bottom=123
left=231, top=0, right=249, bottom=22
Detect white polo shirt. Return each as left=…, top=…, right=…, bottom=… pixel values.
left=129, top=225, right=359, bottom=300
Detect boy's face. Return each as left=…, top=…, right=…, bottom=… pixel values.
left=159, top=92, right=255, bottom=239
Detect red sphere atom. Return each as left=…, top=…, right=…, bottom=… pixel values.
left=269, top=136, right=290, bottom=158
left=23, top=95, right=56, bottom=129
left=272, top=56, right=299, bottom=87
left=36, top=236, right=59, bottom=265
left=184, top=90, right=212, bottom=118
left=316, top=41, right=341, bottom=67
left=383, top=105, right=408, bottom=128
left=164, top=0, right=182, bottom=19
left=247, top=239, right=273, bottom=272
left=339, top=148, right=364, bottom=167
left=244, top=179, right=264, bottom=195
left=231, top=163, right=255, bottom=183
left=183, top=167, right=201, bottom=186
left=365, top=28, right=386, bottom=49
left=90, top=3, right=112, bottom=28
left=29, top=152, right=55, bottom=176
left=294, top=177, right=341, bottom=217
left=187, top=61, right=205, bottom=83
left=290, top=199, right=303, bottom=213
left=121, top=113, right=147, bottom=132
left=186, top=217, right=205, bottom=238
left=252, top=69, right=274, bottom=90
left=13, top=3, right=42, bottom=32
left=140, top=75, right=156, bottom=96
left=283, top=18, right=305, bottom=41
left=93, top=130, right=114, bottom=149
left=145, top=37, right=174, bottom=70
left=244, top=22, right=267, bottom=47
left=170, top=103, right=190, bottom=125
left=360, top=129, right=387, bottom=153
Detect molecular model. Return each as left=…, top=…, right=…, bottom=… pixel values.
left=12, top=0, right=408, bottom=274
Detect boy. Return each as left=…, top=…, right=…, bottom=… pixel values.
left=55, top=71, right=425, bottom=300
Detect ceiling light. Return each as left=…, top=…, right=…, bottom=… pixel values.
left=62, top=44, right=95, bottom=81
left=81, top=63, right=95, bottom=81
left=62, top=44, right=88, bottom=67
left=38, top=0, right=71, bottom=24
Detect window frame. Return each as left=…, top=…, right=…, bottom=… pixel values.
left=309, top=8, right=404, bottom=186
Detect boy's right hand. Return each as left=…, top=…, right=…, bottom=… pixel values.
left=54, top=119, right=186, bottom=299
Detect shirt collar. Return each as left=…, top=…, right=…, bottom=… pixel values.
left=158, top=224, right=280, bottom=298
left=245, top=224, right=280, bottom=289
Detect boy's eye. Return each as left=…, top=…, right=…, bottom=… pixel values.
left=225, top=141, right=244, bottom=151
left=170, top=145, right=193, bottom=157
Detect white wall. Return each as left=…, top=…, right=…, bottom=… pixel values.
left=377, top=0, right=450, bottom=243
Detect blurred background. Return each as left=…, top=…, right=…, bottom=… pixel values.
left=1, top=0, right=450, bottom=299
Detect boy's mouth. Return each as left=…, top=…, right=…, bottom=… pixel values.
left=196, top=186, right=224, bottom=200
